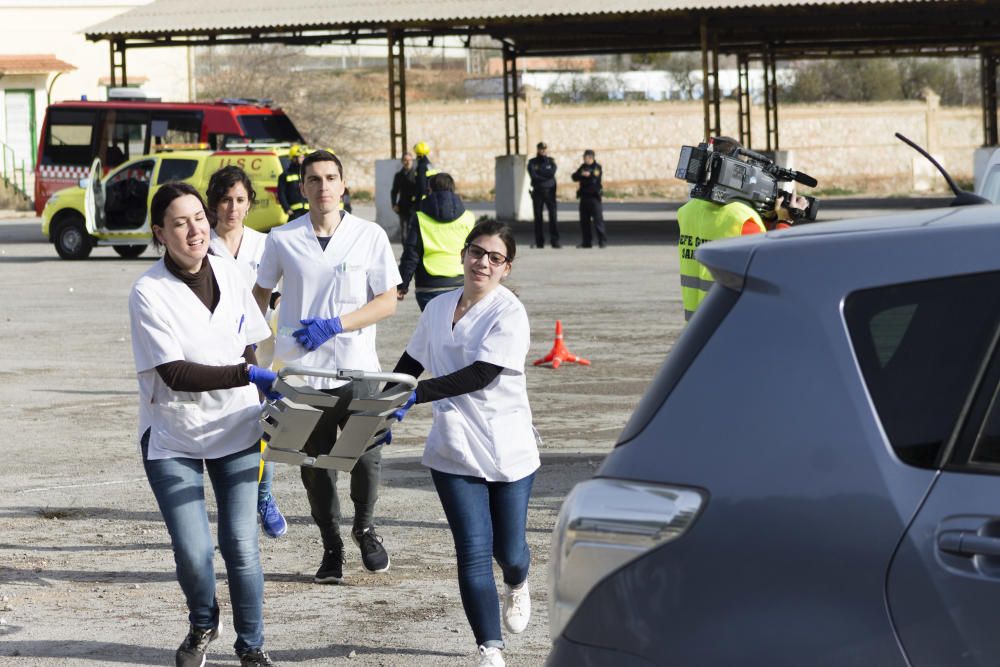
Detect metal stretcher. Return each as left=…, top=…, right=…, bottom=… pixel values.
left=260, top=367, right=417, bottom=472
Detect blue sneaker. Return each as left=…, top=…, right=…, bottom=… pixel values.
left=257, top=495, right=287, bottom=538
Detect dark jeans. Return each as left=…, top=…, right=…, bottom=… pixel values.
left=579, top=195, right=607, bottom=247
left=531, top=188, right=559, bottom=247
left=431, top=468, right=535, bottom=649
left=141, top=431, right=264, bottom=653
left=416, top=287, right=460, bottom=312
left=301, top=382, right=383, bottom=549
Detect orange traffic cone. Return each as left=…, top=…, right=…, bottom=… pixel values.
left=534, top=320, right=591, bottom=369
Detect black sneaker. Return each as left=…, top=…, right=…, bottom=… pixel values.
left=239, top=648, right=277, bottom=666
left=551, top=242, right=563, bottom=248
left=314, top=539, right=344, bottom=584
left=352, top=526, right=391, bottom=573
left=175, top=624, right=218, bottom=667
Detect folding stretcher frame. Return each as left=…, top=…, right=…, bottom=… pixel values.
left=260, top=367, right=417, bottom=472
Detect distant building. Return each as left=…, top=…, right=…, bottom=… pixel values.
left=0, top=0, right=190, bottom=176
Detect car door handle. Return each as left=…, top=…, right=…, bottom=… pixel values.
left=938, top=531, right=1000, bottom=558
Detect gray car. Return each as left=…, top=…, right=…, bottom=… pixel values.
left=547, top=206, right=1000, bottom=666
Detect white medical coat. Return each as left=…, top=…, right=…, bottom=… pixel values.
left=129, top=255, right=271, bottom=460
left=255, top=213, right=401, bottom=389
left=209, top=226, right=266, bottom=287
left=406, top=285, right=540, bottom=482
left=210, top=227, right=276, bottom=367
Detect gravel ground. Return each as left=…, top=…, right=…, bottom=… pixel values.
left=0, top=209, right=681, bottom=667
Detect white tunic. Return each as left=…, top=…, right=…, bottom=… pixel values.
left=210, top=227, right=276, bottom=367
left=256, top=213, right=401, bottom=389
left=209, top=226, right=267, bottom=287
left=129, top=254, right=271, bottom=460
left=406, top=285, right=540, bottom=482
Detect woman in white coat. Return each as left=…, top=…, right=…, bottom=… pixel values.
left=206, top=165, right=287, bottom=539
left=390, top=220, right=539, bottom=667
left=129, top=181, right=280, bottom=667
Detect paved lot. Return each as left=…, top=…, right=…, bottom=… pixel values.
left=0, top=197, right=946, bottom=665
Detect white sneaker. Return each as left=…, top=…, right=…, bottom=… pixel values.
left=502, top=581, right=531, bottom=634
left=478, top=645, right=506, bottom=667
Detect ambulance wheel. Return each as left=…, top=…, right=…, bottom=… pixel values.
left=114, top=244, right=147, bottom=259
left=54, top=215, right=94, bottom=260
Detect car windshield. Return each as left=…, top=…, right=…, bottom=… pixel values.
left=236, top=114, right=304, bottom=144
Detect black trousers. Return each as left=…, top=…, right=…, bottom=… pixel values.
left=397, top=206, right=413, bottom=241
left=531, top=188, right=559, bottom=247
left=300, top=382, right=383, bottom=550
left=579, top=195, right=607, bottom=247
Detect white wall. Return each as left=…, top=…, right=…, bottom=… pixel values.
left=0, top=1, right=190, bottom=106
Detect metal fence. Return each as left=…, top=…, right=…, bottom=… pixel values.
left=0, top=142, right=30, bottom=201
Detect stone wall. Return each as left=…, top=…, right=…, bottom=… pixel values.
left=334, top=93, right=981, bottom=199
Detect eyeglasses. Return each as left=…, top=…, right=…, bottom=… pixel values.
left=464, top=243, right=509, bottom=267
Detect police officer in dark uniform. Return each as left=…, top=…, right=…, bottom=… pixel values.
left=527, top=141, right=560, bottom=248
left=571, top=149, right=607, bottom=248
left=391, top=151, right=419, bottom=240
left=277, top=143, right=309, bottom=219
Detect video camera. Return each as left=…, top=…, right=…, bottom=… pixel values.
left=675, top=139, right=819, bottom=222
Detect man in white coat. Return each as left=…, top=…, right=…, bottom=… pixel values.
left=253, top=150, right=400, bottom=584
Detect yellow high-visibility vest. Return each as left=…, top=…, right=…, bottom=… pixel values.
left=677, top=198, right=764, bottom=322
left=417, top=209, right=475, bottom=277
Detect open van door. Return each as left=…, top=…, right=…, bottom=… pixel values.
left=83, top=157, right=105, bottom=235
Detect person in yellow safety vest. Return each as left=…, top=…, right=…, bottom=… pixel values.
left=413, top=141, right=438, bottom=200
left=397, top=172, right=475, bottom=311
left=277, top=143, right=309, bottom=218
left=676, top=136, right=807, bottom=322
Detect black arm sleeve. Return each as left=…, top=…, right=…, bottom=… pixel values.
left=397, top=213, right=423, bottom=289
left=276, top=173, right=289, bottom=211
left=417, top=361, right=504, bottom=402
left=391, top=352, right=503, bottom=403
left=390, top=172, right=401, bottom=205
left=155, top=345, right=255, bottom=392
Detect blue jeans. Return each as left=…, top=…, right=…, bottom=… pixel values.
left=258, top=459, right=275, bottom=503
left=431, top=468, right=535, bottom=649
left=141, top=432, right=264, bottom=653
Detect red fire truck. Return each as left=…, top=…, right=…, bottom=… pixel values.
left=34, top=96, right=304, bottom=215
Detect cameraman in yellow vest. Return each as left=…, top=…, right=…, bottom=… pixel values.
left=676, top=137, right=807, bottom=322
left=397, top=172, right=475, bottom=311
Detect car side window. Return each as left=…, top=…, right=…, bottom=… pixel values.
left=107, top=159, right=155, bottom=186
left=157, top=159, right=199, bottom=184
left=845, top=273, right=1000, bottom=469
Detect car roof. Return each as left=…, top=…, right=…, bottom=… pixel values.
left=697, top=205, right=1000, bottom=289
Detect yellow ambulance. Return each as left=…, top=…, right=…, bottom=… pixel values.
left=41, top=147, right=291, bottom=260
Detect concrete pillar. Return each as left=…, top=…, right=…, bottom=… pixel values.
left=494, top=154, right=532, bottom=222
left=375, top=158, right=402, bottom=240
left=524, top=85, right=543, bottom=151
left=762, top=150, right=797, bottom=192
left=974, top=146, right=1000, bottom=194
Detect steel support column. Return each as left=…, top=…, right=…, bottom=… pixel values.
left=981, top=50, right=998, bottom=147
left=737, top=53, right=752, bottom=148
left=502, top=44, right=520, bottom=155
left=109, top=40, right=127, bottom=87
left=763, top=45, right=779, bottom=151
left=700, top=19, right=721, bottom=140
left=387, top=30, right=407, bottom=159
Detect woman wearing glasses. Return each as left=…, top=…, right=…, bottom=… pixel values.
left=389, top=220, right=540, bottom=667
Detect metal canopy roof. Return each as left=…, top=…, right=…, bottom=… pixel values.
left=85, top=0, right=1000, bottom=58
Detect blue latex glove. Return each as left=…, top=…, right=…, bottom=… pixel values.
left=393, top=391, right=417, bottom=422
left=373, top=430, right=392, bottom=446
left=248, top=365, right=282, bottom=401
left=293, top=316, right=343, bottom=351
